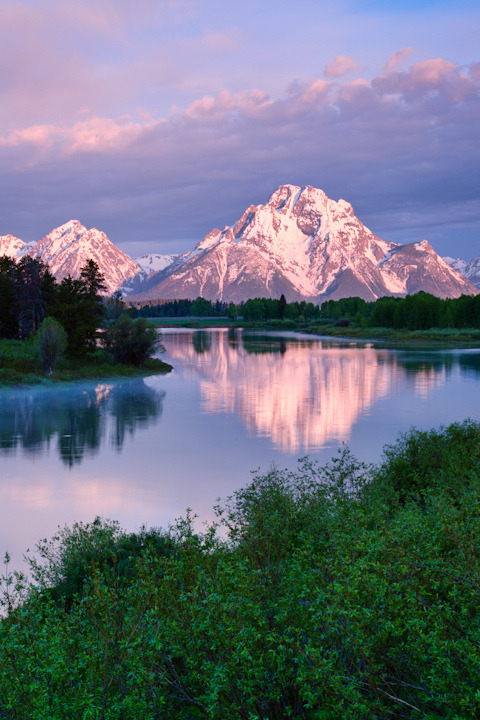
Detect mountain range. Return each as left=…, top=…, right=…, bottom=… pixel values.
left=0, top=185, right=477, bottom=302
left=444, top=256, right=480, bottom=291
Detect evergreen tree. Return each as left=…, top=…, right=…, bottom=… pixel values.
left=0, top=256, right=17, bottom=338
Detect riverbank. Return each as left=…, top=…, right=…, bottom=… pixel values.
left=147, top=316, right=480, bottom=346
left=306, top=324, right=480, bottom=346
left=0, top=339, right=172, bottom=386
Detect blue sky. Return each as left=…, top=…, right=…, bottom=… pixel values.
left=0, top=0, right=479, bottom=259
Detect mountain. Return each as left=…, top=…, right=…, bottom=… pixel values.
left=131, top=185, right=477, bottom=303
left=0, top=234, right=29, bottom=258
left=444, top=256, right=480, bottom=290
left=134, top=253, right=179, bottom=275
left=120, top=253, right=179, bottom=295
left=28, top=220, right=140, bottom=294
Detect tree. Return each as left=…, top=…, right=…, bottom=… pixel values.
left=101, top=314, right=162, bottom=366
left=279, top=293, right=287, bottom=318
left=0, top=256, right=17, bottom=338
left=36, top=317, right=68, bottom=375
left=104, top=290, right=125, bottom=321
left=14, top=257, right=54, bottom=337
left=49, top=261, right=108, bottom=356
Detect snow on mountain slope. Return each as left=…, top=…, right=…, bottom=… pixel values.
left=28, top=220, right=140, bottom=294
left=0, top=234, right=28, bottom=258
left=134, top=253, right=178, bottom=275
left=132, top=185, right=477, bottom=303
left=444, top=255, right=480, bottom=290
left=119, top=253, right=179, bottom=295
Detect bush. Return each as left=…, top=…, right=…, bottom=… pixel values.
left=101, top=314, right=162, bottom=366
left=370, top=419, right=480, bottom=507
left=35, top=316, right=67, bottom=374
left=2, top=424, right=480, bottom=718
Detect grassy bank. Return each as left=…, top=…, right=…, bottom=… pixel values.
left=0, top=338, right=172, bottom=386
left=147, top=315, right=480, bottom=346
left=306, top=323, right=480, bottom=346
left=1, top=420, right=480, bottom=718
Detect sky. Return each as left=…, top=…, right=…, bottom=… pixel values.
left=1, top=0, right=479, bottom=259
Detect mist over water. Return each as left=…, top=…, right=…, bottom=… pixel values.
left=2, top=328, right=480, bottom=570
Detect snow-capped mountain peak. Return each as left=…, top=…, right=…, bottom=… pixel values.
left=30, top=221, right=140, bottom=294
left=0, top=234, right=28, bottom=258
left=130, top=184, right=477, bottom=302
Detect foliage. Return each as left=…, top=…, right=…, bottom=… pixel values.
left=1, top=423, right=480, bottom=717
left=35, top=317, right=68, bottom=375
left=101, top=314, right=163, bottom=366
left=48, top=262, right=107, bottom=356
left=322, top=291, right=480, bottom=331
left=104, top=290, right=126, bottom=321
left=133, top=297, right=230, bottom=318
left=0, top=255, right=107, bottom=357
left=369, top=419, right=480, bottom=507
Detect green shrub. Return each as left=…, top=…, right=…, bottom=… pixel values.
left=101, top=314, right=162, bottom=366
left=35, top=316, right=67, bottom=375
left=370, top=419, right=480, bottom=507
left=2, top=423, right=480, bottom=718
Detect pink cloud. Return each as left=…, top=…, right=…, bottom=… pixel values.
left=324, top=55, right=359, bottom=78
left=373, top=58, right=460, bottom=96
left=0, top=124, right=59, bottom=148
left=384, top=48, right=413, bottom=71
left=66, top=117, right=156, bottom=153
left=297, top=79, right=331, bottom=104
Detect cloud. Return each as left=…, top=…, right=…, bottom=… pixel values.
left=384, top=47, right=413, bottom=71
left=324, top=55, right=360, bottom=77
left=0, top=53, right=479, bottom=259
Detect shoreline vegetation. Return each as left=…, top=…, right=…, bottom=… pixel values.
left=1, top=420, right=480, bottom=718
left=0, top=257, right=172, bottom=387
left=131, top=291, right=480, bottom=346
left=0, top=338, right=172, bottom=386
left=148, top=315, right=480, bottom=346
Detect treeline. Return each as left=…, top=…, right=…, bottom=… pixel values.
left=239, top=296, right=322, bottom=322
left=1, top=420, right=480, bottom=717
left=322, top=291, right=480, bottom=330
left=132, top=291, right=480, bottom=330
left=133, top=295, right=324, bottom=322
left=134, top=297, right=230, bottom=318
left=0, top=255, right=107, bottom=355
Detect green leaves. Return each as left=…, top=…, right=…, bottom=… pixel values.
left=1, top=423, right=480, bottom=717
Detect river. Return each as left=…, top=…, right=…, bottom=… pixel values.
left=2, top=327, right=480, bottom=567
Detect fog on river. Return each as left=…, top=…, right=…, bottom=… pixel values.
left=2, top=328, right=480, bottom=568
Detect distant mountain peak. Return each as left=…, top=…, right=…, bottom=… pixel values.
left=30, top=221, right=140, bottom=294
left=129, top=184, right=477, bottom=303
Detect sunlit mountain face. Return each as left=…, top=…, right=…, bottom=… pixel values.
left=163, top=330, right=447, bottom=453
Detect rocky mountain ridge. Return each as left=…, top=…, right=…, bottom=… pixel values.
left=28, top=220, right=140, bottom=295
left=1, top=186, right=477, bottom=301
left=444, top=255, right=480, bottom=290
left=130, top=185, right=477, bottom=302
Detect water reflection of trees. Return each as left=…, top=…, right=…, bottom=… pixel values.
left=0, top=379, right=165, bottom=467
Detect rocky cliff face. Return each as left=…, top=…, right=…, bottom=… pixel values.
left=28, top=220, right=140, bottom=294
left=132, top=185, right=477, bottom=302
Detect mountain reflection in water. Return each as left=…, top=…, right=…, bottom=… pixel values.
left=163, top=330, right=480, bottom=453
left=0, top=379, right=165, bottom=466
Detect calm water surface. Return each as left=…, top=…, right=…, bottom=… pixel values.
left=2, top=327, right=480, bottom=566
